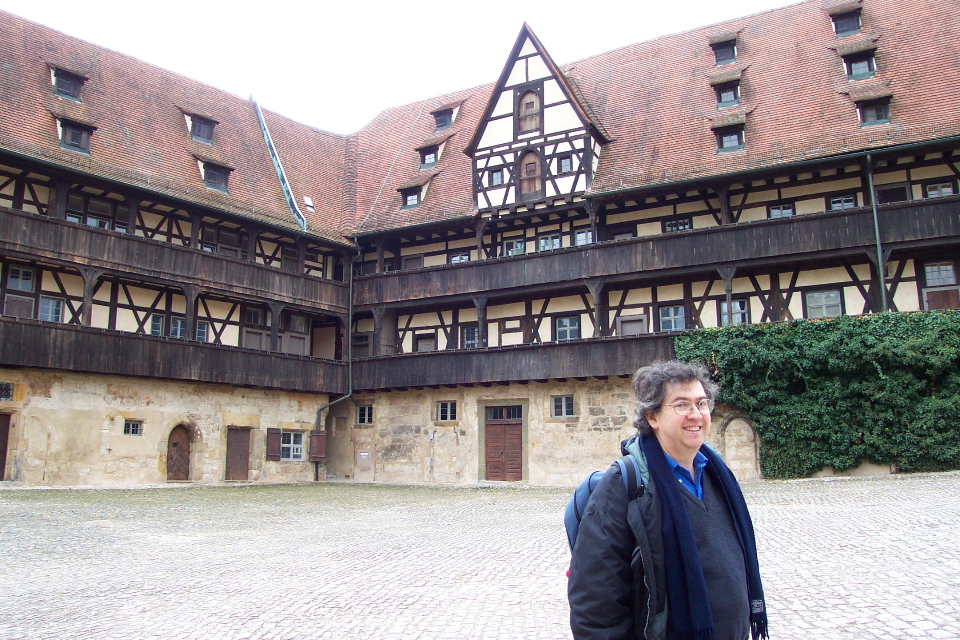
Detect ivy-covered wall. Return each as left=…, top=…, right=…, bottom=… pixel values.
left=675, top=311, right=960, bottom=479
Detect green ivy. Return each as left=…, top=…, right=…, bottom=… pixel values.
left=675, top=311, right=960, bottom=478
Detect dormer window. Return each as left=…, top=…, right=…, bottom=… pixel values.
left=433, top=109, right=452, bottom=131
left=401, top=187, right=421, bottom=208
left=712, top=40, right=737, bottom=66
left=833, top=10, right=861, bottom=36
left=858, top=99, right=890, bottom=126
left=53, top=69, right=84, bottom=101
left=845, top=52, right=876, bottom=79
left=59, top=120, right=92, bottom=152
left=716, top=125, right=745, bottom=152
left=201, top=162, right=230, bottom=192
left=190, top=116, right=215, bottom=143
left=420, top=146, right=438, bottom=169
left=715, top=82, right=740, bottom=108
left=517, top=90, right=541, bottom=134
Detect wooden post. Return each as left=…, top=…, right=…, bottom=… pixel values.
left=585, top=278, right=608, bottom=337
left=268, top=301, right=285, bottom=352
left=717, top=266, right=736, bottom=326
left=79, top=267, right=102, bottom=327
left=124, top=195, right=141, bottom=234
left=49, top=178, right=71, bottom=220
left=182, top=286, right=198, bottom=341
left=717, top=183, right=732, bottom=225
left=473, top=295, right=488, bottom=347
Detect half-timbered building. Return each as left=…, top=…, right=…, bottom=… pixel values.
left=2, top=0, right=959, bottom=485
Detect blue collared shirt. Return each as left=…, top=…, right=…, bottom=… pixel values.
left=663, top=450, right=709, bottom=499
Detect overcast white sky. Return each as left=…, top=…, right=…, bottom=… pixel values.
left=0, top=0, right=800, bottom=134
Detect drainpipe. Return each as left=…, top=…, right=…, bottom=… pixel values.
left=313, top=251, right=357, bottom=481
left=866, top=154, right=888, bottom=313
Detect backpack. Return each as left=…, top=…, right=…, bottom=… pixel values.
left=564, top=454, right=644, bottom=552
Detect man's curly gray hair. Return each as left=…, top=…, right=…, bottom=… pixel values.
left=632, top=361, right=719, bottom=435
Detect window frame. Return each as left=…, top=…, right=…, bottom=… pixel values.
left=37, top=296, right=64, bottom=323
left=437, top=401, right=458, bottom=422
left=488, top=167, right=504, bottom=187
left=924, top=180, right=956, bottom=199
left=357, top=405, right=374, bottom=425
left=558, top=154, right=573, bottom=174
left=190, top=116, right=215, bottom=143
left=804, top=288, right=844, bottom=319
left=537, top=232, right=562, bottom=252
left=858, top=100, right=890, bottom=126
left=401, top=187, right=421, bottom=209
left=832, top=10, right=862, bottom=37
left=516, top=88, right=543, bottom=135
left=616, top=314, right=648, bottom=336
left=53, top=69, right=84, bottom=101
left=203, top=162, right=230, bottom=192
left=149, top=314, right=164, bottom=337
left=658, top=304, right=686, bottom=332
left=554, top=315, right=581, bottom=342
left=663, top=218, right=693, bottom=233
left=924, top=261, right=957, bottom=288
left=460, top=324, right=480, bottom=349
left=518, top=150, right=543, bottom=199
left=845, top=52, right=877, bottom=80
left=123, top=419, right=143, bottom=436
left=433, top=109, right=453, bottom=131
left=828, top=193, right=859, bottom=211
left=715, top=125, right=745, bottom=152
left=715, top=81, right=740, bottom=108
left=280, top=431, right=305, bottom=461
left=874, top=183, right=910, bottom=205
left=196, top=320, right=210, bottom=343
left=502, top=238, right=526, bottom=257
left=8, top=266, right=35, bottom=293
left=574, top=229, right=594, bottom=246
left=419, top=146, right=438, bottom=169
left=449, top=251, right=470, bottom=264
left=719, top=298, right=750, bottom=326
left=551, top=395, right=575, bottom=418
left=768, top=202, right=795, bottom=219
left=414, top=332, right=437, bottom=352
left=60, top=120, right=92, bottom=153
left=712, top=40, right=737, bottom=66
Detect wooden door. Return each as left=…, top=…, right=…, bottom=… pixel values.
left=926, top=288, right=960, bottom=310
left=485, top=407, right=522, bottom=481
left=0, top=414, right=9, bottom=481
left=225, top=427, right=251, bottom=481
left=166, top=425, right=191, bottom=481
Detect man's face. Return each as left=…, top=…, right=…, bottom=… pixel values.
left=646, top=380, right=711, bottom=462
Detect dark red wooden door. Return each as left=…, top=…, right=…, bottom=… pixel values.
left=166, top=425, right=190, bottom=481
left=486, top=418, right=522, bottom=481
left=225, top=427, right=250, bottom=481
left=926, top=289, right=960, bottom=309
left=0, top=413, right=10, bottom=481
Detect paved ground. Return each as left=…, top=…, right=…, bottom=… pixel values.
left=1, top=472, right=958, bottom=640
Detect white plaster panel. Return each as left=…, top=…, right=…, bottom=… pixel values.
left=488, top=302, right=526, bottom=319
left=506, top=62, right=527, bottom=87
left=637, top=222, right=660, bottom=237
left=478, top=117, right=515, bottom=149
left=544, top=103, right=582, bottom=134
left=657, top=284, right=684, bottom=301
left=545, top=296, right=583, bottom=313
left=738, top=207, right=767, bottom=222
left=543, top=79, right=566, bottom=105
left=527, top=55, right=550, bottom=81
left=795, top=199, right=823, bottom=215
left=491, top=91, right=514, bottom=117
left=911, top=164, right=954, bottom=180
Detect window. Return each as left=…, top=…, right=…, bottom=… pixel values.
left=489, top=168, right=504, bottom=186
left=712, top=40, right=737, bottom=65
left=281, top=247, right=299, bottom=272
left=538, top=233, right=561, bottom=252
left=438, top=401, right=458, bottom=421
left=449, top=251, right=470, bottom=264
left=60, top=120, right=92, bottom=152
left=38, top=296, right=64, bottom=323
left=716, top=126, right=744, bottom=152
left=518, top=151, right=542, bottom=197
left=926, top=182, right=955, bottom=198
left=554, top=315, right=580, bottom=342
left=503, top=238, right=526, bottom=256
left=829, top=194, right=858, bottom=210
left=401, top=187, right=420, bottom=208
left=719, top=299, right=750, bottom=326
left=715, top=82, right=740, bottom=108
left=487, top=406, right=522, bottom=421
left=244, top=307, right=266, bottom=327
left=200, top=226, right=242, bottom=257
left=768, top=202, right=795, bottom=219
left=170, top=317, right=186, bottom=339
left=433, top=109, right=452, bottom=130
left=54, top=69, right=84, bottom=100
left=461, top=325, right=480, bottom=349
left=414, top=333, right=436, bottom=352
left=190, top=116, right=215, bottom=143
left=149, top=315, right=164, bottom=336
left=845, top=53, right=876, bottom=80
left=402, top=255, right=423, bottom=270
left=352, top=332, right=371, bottom=358
left=281, top=431, right=304, bottom=461
left=203, top=163, right=230, bottom=192
left=196, top=320, right=210, bottom=342
left=420, top=146, right=438, bottom=168
left=552, top=395, right=575, bottom=417
left=123, top=419, right=143, bottom=436
left=8, top=267, right=34, bottom=292
left=0, top=382, right=13, bottom=402
left=357, top=405, right=373, bottom=424
left=558, top=155, right=573, bottom=174
left=659, top=305, right=686, bottom=332
left=616, top=314, right=647, bottom=336
left=288, top=314, right=308, bottom=334
left=518, top=90, right=541, bottom=133
left=875, top=184, right=910, bottom=205
left=663, top=218, right=693, bottom=233
left=3, top=295, right=34, bottom=318
left=805, top=289, right=842, bottom=318
left=858, top=100, right=890, bottom=125
left=925, top=262, right=957, bottom=287
left=575, top=229, right=594, bottom=246
left=833, top=10, right=861, bottom=37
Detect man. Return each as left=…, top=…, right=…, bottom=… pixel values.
left=568, top=361, right=768, bottom=640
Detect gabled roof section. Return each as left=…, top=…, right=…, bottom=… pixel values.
left=464, top=23, right=609, bottom=156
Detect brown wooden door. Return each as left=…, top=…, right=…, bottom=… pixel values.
left=166, top=425, right=191, bottom=481
left=225, top=427, right=251, bottom=481
left=926, top=289, right=960, bottom=309
left=485, top=410, right=522, bottom=481
left=0, top=413, right=10, bottom=481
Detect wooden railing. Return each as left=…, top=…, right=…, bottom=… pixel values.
left=352, top=333, right=676, bottom=390
left=0, top=317, right=348, bottom=394
left=0, top=207, right=348, bottom=314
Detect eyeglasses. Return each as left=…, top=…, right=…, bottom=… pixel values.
left=663, top=399, right=714, bottom=416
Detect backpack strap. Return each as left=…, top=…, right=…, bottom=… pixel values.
left=615, top=454, right=644, bottom=500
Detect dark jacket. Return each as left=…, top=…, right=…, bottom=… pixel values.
left=568, top=435, right=668, bottom=640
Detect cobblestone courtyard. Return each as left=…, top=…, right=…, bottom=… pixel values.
left=1, top=472, right=958, bottom=640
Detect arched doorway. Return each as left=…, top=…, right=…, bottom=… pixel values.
left=167, top=424, right=191, bottom=481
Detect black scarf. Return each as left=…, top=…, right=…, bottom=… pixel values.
left=639, top=433, right=768, bottom=640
